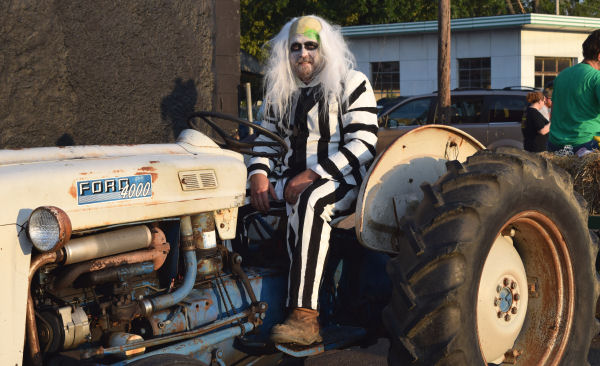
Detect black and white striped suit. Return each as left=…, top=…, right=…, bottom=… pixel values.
left=248, top=70, right=378, bottom=309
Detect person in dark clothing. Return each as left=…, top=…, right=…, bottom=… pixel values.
left=522, top=91, right=550, bottom=152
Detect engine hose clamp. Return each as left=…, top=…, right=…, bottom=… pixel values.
left=180, top=236, right=195, bottom=251
left=139, top=299, right=153, bottom=317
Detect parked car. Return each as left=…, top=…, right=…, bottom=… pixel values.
left=376, top=95, right=411, bottom=115
left=377, top=88, right=531, bottom=151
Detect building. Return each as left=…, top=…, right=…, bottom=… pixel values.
left=342, top=14, right=600, bottom=100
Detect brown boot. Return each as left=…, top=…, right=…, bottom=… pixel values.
left=270, top=307, right=322, bottom=345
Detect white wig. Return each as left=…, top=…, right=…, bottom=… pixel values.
left=262, top=15, right=356, bottom=122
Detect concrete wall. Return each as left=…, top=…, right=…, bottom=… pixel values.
left=0, top=0, right=240, bottom=148
left=520, top=29, right=586, bottom=87
left=346, top=27, right=589, bottom=97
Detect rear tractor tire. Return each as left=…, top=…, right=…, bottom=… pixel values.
left=384, top=147, right=600, bottom=365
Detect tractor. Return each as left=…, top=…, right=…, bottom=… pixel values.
left=1, top=111, right=597, bottom=365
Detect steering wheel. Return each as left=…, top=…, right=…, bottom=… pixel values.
left=187, top=111, right=288, bottom=159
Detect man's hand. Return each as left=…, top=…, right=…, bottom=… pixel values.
left=284, top=169, right=320, bottom=204
left=250, top=174, right=277, bottom=212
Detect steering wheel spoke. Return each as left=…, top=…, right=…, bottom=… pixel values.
left=187, top=111, right=287, bottom=159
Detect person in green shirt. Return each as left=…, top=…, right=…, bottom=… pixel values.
left=548, top=29, right=600, bottom=154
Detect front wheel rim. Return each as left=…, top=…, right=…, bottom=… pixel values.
left=477, top=211, right=574, bottom=365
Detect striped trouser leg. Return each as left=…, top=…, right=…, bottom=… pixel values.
left=285, top=179, right=358, bottom=310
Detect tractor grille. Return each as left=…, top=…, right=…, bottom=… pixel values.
left=178, top=170, right=218, bottom=191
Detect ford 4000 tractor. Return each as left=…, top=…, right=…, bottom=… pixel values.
left=1, top=112, right=597, bottom=365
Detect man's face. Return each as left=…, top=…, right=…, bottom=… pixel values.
left=288, top=34, right=322, bottom=84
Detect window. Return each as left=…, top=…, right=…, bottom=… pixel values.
left=385, top=97, right=433, bottom=127
left=488, top=95, right=528, bottom=123
left=458, top=58, right=491, bottom=89
left=371, top=62, right=400, bottom=100
left=535, top=57, right=576, bottom=88
left=446, top=96, right=485, bottom=124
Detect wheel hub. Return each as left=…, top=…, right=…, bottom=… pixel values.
left=477, top=233, right=528, bottom=365
left=493, top=275, right=522, bottom=323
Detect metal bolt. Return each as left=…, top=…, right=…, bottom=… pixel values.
left=505, top=314, right=511, bottom=321
left=511, top=281, right=517, bottom=289
left=220, top=223, right=225, bottom=229
left=494, top=298, right=500, bottom=306
left=503, top=278, right=510, bottom=286
left=511, top=307, right=517, bottom=314
left=510, top=228, right=516, bottom=237
left=496, top=285, right=502, bottom=293
left=497, top=311, right=503, bottom=318
left=514, top=294, right=520, bottom=301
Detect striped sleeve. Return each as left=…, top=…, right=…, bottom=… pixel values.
left=311, top=70, right=378, bottom=180
left=247, top=111, right=281, bottom=179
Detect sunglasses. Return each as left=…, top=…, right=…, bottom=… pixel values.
left=290, top=41, right=319, bottom=52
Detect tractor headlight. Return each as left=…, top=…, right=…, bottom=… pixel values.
left=27, top=206, right=72, bottom=252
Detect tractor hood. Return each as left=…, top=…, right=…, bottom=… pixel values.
left=0, top=129, right=247, bottom=230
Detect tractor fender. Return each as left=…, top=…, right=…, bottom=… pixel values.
left=354, top=124, right=484, bottom=254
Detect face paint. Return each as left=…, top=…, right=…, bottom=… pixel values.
left=289, top=34, right=322, bottom=84
left=288, top=17, right=323, bottom=84
left=288, top=16, right=322, bottom=42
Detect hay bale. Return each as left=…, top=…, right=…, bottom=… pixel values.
left=540, top=151, right=600, bottom=214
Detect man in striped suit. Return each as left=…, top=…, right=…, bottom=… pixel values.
left=247, top=15, right=378, bottom=345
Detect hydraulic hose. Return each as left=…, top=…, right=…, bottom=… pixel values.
left=139, top=249, right=196, bottom=316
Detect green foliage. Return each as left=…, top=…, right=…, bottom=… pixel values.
left=241, top=0, right=600, bottom=59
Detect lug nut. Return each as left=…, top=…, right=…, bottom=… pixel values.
left=494, top=298, right=500, bottom=306
left=511, top=281, right=517, bottom=289
left=505, top=314, right=511, bottom=322
left=503, top=278, right=510, bottom=286
left=511, top=307, right=517, bottom=314
left=514, top=294, right=520, bottom=301
left=496, top=285, right=502, bottom=293
left=497, top=311, right=503, bottom=318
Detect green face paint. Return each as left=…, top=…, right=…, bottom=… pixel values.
left=289, top=16, right=322, bottom=44
left=303, top=29, right=320, bottom=42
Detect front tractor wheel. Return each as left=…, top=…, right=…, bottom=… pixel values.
left=384, top=147, right=600, bottom=365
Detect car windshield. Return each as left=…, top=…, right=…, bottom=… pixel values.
left=383, top=97, right=433, bottom=127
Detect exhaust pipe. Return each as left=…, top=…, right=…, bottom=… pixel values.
left=55, top=227, right=169, bottom=290
left=63, top=225, right=152, bottom=265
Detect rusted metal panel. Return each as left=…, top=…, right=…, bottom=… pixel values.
left=214, top=208, right=238, bottom=240
left=356, top=125, right=484, bottom=254
left=0, top=130, right=247, bottom=230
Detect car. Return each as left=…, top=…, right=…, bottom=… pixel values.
left=376, top=95, right=411, bottom=115
left=376, top=88, right=532, bottom=152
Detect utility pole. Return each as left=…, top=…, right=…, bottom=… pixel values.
left=437, top=0, right=451, bottom=124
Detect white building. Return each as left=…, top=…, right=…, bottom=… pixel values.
left=341, top=14, right=600, bottom=99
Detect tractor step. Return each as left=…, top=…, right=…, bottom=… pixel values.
left=275, top=325, right=366, bottom=357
